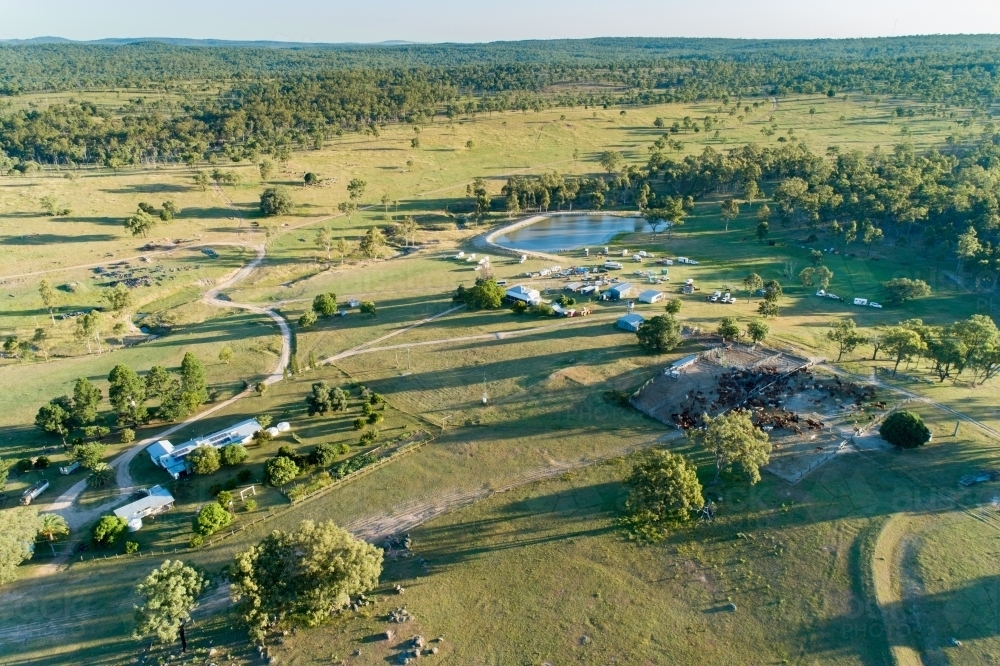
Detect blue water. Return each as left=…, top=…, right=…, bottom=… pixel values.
left=492, top=215, right=646, bottom=252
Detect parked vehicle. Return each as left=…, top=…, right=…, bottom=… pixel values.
left=870, top=302, right=883, bottom=309
left=710, top=291, right=721, bottom=302
left=853, top=298, right=868, bottom=306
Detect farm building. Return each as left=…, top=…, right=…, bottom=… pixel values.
left=607, top=282, right=635, bottom=301
left=638, top=289, right=665, bottom=304
left=617, top=313, right=645, bottom=331
left=147, top=418, right=262, bottom=479
left=505, top=284, right=541, bottom=305
left=565, top=282, right=583, bottom=292
left=113, top=485, right=176, bottom=531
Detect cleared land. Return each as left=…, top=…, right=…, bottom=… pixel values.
left=0, top=94, right=997, bottom=665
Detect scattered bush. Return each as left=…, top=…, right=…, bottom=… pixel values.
left=189, top=534, right=204, bottom=548
left=368, top=412, right=384, bottom=425
left=120, top=428, right=135, bottom=444
left=244, top=499, right=257, bottom=512
left=353, top=418, right=366, bottom=431
left=360, top=428, right=380, bottom=445
left=880, top=411, right=931, bottom=449
left=125, top=540, right=139, bottom=554
left=33, top=456, right=50, bottom=470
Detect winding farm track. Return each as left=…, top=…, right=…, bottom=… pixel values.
left=46, top=190, right=294, bottom=532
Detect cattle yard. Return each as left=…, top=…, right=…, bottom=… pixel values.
left=631, top=344, right=894, bottom=482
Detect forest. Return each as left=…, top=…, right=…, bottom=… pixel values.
left=4, top=36, right=1000, bottom=168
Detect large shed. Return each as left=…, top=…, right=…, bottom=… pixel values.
left=607, top=282, right=635, bottom=301
left=638, top=289, right=665, bottom=304
left=617, top=313, right=645, bottom=332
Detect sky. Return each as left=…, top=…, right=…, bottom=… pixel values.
left=3, top=0, right=1000, bottom=43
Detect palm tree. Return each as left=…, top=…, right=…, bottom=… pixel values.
left=38, top=513, right=70, bottom=542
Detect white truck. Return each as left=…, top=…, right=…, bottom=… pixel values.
left=604, top=260, right=624, bottom=270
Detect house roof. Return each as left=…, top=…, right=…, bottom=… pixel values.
left=146, top=439, right=174, bottom=462
left=506, top=284, right=539, bottom=296
left=114, top=485, right=175, bottom=522
left=168, top=418, right=262, bottom=460
left=618, top=313, right=645, bottom=325
left=610, top=282, right=633, bottom=293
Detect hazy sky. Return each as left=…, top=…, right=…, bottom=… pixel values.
left=3, top=0, right=1000, bottom=42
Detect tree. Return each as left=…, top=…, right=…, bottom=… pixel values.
left=347, top=178, right=367, bottom=201
left=693, top=410, right=771, bottom=485
left=194, top=171, right=210, bottom=191
left=882, top=326, right=926, bottom=375
left=716, top=317, right=740, bottom=342
left=863, top=224, right=884, bottom=256
left=220, top=444, right=249, bottom=466
left=880, top=411, right=931, bottom=449
left=331, top=387, right=349, bottom=412
left=218, top=346, right=234, bottom=364
left=92, top=515, right=128, bottom=547
left=125, top=209, right=156, bottom=237
left=746, top=318, right=770, bottom=346
left=799, top=267, right=816, bottom=287
left=360, top=301, right=377, bottom=317
left=956, top=226, right=981, bottom=271
left=105, top=283, right=133, bottom=321
left=720, top=198, right=739, bottom=232
left=187, top=446, right=220, bottom=475
left=882, top=278, right=931, bottom=305
left=258, top=160, right=274, bottom=181
left=827, top=319, right=867, bottom=362
left=72, top=377, right=102, bottom=427
left=306, top=381, right=334, bottom=416
left=814, top=266, right=834, bottom=289
left=193, top=503, right=231, bottom=536
left=359, top=227, right=385, bottom=259
left=622, top=450, right=704, bottom=540
left=636, top=315, right=682, bottom=353
left=298, top=310, right=318, bottom=328
left=37, top=513, right=69, bottom=542
left=39, top=279, right=56, bottom=325
left=315, top=227, right=334, bottom=260
left=0, top=507, right=43, bottom=584
left=144, top=365, right=173, bottom=399
left=160, top=200, right=180, bottom=221
left=265, top=456, right=299, bottom=486
left=230, top=520, right=383, bottom=641
left=456, top=278, right=505, bottom=310
left=809, top=249, right=824, bottom=267
left=312, top=442, right=340, bottom=467
left=180, top=352, right=208, bottom=407
left=121, top=428, right=135, bottom=444
left=304, top=172, right=319, bottom=186
left=664, top=298, right=682, bottom=315
left=743, top=273, right=763, bottom=303
left=35, top=399, right=72, bottom=445
left=599, top=150, right=624, bottom=174
left=312, top=293, right=338, bottom=317
left=756, top=220, right=769, bottom=242
left=756, top=203, right=771, bottom=226
left=74, top=442, right=109, bottom=469
left=260, top=187, right=294, bottom=216
left=336, top=238, right=350, bottom=265
left=757, top=301, right=779, bottom=318
left=74, top=310, right=102, bottom=354
left=133, top=560, right=207, bottom=653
